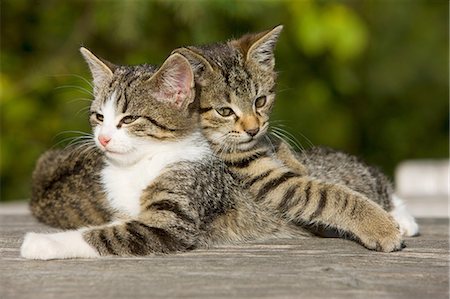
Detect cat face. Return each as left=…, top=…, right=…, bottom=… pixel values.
left=174, top=26, right=282, bottom=153
left=80, top=48, right=196, bottom=166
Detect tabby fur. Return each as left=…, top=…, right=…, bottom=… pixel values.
left=23, top=49, right=302, bottom=260
left=174, top=26, right=405, bottom=252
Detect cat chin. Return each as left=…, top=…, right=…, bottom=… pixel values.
left=237, top=139, right=258, bottom=151
left=104, top=149, right=130, bottom=156
left=104, top=150, right=143, bottom=167
left=94, top=141, right=141, bottom=166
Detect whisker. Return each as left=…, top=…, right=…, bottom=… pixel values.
left=275, top=87, right=293, bottom=94
left=54, top=130, right=93, bottom=137
left=272, top=126, right=314, bottom=152
left=51, top=131, right=94, bottom=149
left=270, top=127, right=304, bottom=152
left=66, top=97, right=93, bottom=104
left=270, top=122, right=315, bottom=150
left=76, top=106, right=92, bottom=116
left=49, top=74, right=94, bottom=88
left=296, top=131, right=315, bottom=149
left=264, top=135, right=276, bottom=154
left=54, top=85, right=93, bottom=96
left=270, top=119, right=290, bottom=123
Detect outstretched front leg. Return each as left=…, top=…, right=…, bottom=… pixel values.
left=274, top=177, right=404, bottom=252
left=21, top=217, right=197, bottom=260
left=21, top=184, right=200, bottom=259
left=245, top=165, right=404, bottom=252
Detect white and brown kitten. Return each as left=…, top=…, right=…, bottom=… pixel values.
left=23, top=48, right=299, bottom=260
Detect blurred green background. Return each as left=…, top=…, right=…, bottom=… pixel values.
left=1, top=0, right=448, bottom=201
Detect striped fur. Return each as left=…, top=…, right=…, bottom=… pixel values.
left=175, top=26, right=405, bottom=252
left=30, top=148, right=112, bottom=229
left=81, top=158, right=298, bottom=257
left=24, top=49, right=303, bottom=260
left=276, top=144, right=395, bottom=211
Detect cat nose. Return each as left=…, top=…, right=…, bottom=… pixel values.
left=98, top=135, right=111, bottom=147
left=245, top=127, right=259, bottom=137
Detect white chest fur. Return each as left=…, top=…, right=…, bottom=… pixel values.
left=101, top=133, right=210, bottom=217
left=102, top=159, right=157, bottom=217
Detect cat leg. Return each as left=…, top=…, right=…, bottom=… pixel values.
left=390, top=195, right=419, bottom=236
left=270, top=177, right=404, bottom=252
left=301, top=181, right=403, bottom=252
left=21, top=199, right=199, bottom=259
left=82, top=217, right=198, bottom=257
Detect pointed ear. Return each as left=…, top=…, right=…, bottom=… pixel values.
left=147, top=53, right=195, bottom=109
left=79, top=47, right=117, bottom=87
left=232, top=25, right=283, bottom=70
left=172, top=47, right=215, bottom=86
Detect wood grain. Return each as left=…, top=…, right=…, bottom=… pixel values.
left=0, top=206, right=448, bottom=299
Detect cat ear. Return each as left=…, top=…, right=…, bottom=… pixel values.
left=147, top=53, right=195, bottom=109
left=79, top=47, right=117, bottom=87
left=232, top=25, right=283, bottom=70
left=172, top=47, right=215, bottom=86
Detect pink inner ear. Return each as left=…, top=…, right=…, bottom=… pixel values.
left=172, top=65, right=191, bottom=93
left=172, top=89, right=190, bottom=108
left=157, top=59, right=193, bottom=108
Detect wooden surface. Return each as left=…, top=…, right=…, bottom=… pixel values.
left=0, top=205, right=448, bottom=299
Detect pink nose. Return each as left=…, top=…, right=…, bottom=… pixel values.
left=98, top=135, right=111, bottom=147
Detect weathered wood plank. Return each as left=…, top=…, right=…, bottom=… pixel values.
left=0, top=209, right=448, bottom=299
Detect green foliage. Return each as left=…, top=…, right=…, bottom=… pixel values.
left=1, top=0, right=448, bottom=201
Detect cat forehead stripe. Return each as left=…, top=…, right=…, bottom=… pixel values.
left=141, top=116, right=179, bottom=132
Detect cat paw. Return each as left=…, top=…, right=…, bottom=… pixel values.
left=358, top=220, right=405, bottom=252
left=21, top=232, right=61, bottom=260
left=396, top=215, right=419, bottom=237
left=390, top=195, right=420, bottom=237
left=21, top=231, right=99, bottom=260
left=362, top=231, right=404, bottom=252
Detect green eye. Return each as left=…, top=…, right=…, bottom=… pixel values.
left=255, top=96, right=267, bottom=108
left=120, top=115, right=139, bottom=125
left=216, top=107, right=234, bottom=117
left=95, top=113, right=104, bottom=122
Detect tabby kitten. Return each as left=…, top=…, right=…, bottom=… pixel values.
left=174, top=26, right=406, bottom=251
left=22, top=48, right=297, bottom=260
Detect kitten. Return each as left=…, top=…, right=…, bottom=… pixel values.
left=174, top=26, right=406, bottom=251
left=22, top=48, right=298, bottom=260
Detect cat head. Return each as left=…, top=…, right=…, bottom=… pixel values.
left=173, top=25, right=282, bottom=153
left=80, top=47, right=196, bottom=166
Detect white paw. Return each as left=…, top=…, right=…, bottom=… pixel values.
left=391, top=195, right=420, bottom=237
left=21, top=231, right=99, bottom=260
left=21, top=232, right=61, bottom=260
left=393, top=212, right=420, bottom=237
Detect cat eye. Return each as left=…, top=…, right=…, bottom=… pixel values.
left=255, top=96, right=267, bottom=108
left=120, top=115, right=139, bottom=125
left=95, top=113, right=104, bottom=122
left=216, top=107, right=234, bottom=117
